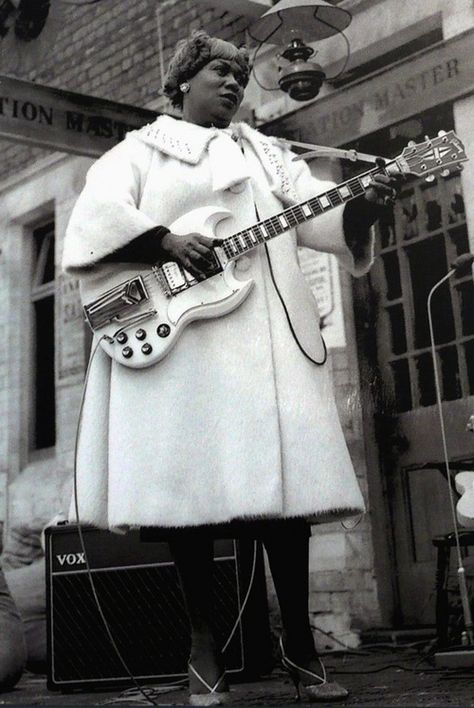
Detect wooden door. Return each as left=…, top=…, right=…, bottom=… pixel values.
left=351, top=106, right=474, bottom=625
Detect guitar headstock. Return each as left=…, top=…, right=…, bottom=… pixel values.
left=397, top=130, right=467, bottom=180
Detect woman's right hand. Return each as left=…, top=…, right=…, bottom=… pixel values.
left=161, top=231, right=221, bottom=280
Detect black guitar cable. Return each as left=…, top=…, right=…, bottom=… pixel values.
left=264, top=242, right=327, bottom=366
left=252, top=197, right=328, bottom=367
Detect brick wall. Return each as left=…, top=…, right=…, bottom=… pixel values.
left=0, top=0, right=249, bottom=182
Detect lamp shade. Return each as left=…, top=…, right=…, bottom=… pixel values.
left=249, top=0, right=352, bottom=44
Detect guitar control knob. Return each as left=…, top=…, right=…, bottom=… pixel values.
left=141, top=343, right=153, bottom=355
left=122, top=346, right=133, bottom=358
left=135, top=329, right=147, bottom=340
left=157, top=323, right=171, bottom=338
left=116, top=332, right=128, bottom=344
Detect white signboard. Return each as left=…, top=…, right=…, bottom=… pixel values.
left=298, top=247, right=346, bottom=349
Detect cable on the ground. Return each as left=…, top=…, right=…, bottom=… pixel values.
left=101, top=682, right=186, bottom=704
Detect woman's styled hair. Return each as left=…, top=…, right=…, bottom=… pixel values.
left=163, top=30, right=250, bottom=109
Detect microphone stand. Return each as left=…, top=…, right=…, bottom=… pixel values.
left=429, top=254, right=474, bottom=666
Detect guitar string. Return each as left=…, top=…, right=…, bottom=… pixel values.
left=110, top=134, right=458, bottom=300
left=136, top=178, right=371, bottom=291
left=108, top=139, right=454, bottom=325
left=109, top=157, right=391, bottom=335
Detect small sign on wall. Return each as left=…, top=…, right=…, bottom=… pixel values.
left=57, top=275, right=85, bottom=381
left=298, top=247, right=346, bottom=349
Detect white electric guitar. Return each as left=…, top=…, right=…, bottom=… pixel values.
left=82, top=131, right=467, bottom=368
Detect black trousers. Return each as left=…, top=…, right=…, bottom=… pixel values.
left=141, top=518, right=316, bottom=663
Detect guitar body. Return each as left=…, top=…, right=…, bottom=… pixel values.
left=81, top=206, right=254, bottom=368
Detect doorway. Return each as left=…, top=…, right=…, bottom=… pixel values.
left=350, top=104, right=474, bottom=625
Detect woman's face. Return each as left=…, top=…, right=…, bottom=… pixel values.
left=182, top=57, right=246, bottom=128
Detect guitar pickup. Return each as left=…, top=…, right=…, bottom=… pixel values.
left=84, top=276, right=149, bottom=330
left=159, top=254, right=223, bottom=296
left=160, top=261, right=189, bottom=295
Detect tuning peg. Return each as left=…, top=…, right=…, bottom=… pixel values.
left=440, top=169, right=450, bottom=178
left=424, top=135, right=432, bottom=145
left=425, top=174, right=436, bottom=183
left=438, top=130, right=447, bottom=137
left=408, top=140, right=416, bottom=147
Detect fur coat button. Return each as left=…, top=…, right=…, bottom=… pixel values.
left=228, top=181, right=246, bottom=194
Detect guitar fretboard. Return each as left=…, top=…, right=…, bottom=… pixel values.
left=220, top=161, right=399, bottom=260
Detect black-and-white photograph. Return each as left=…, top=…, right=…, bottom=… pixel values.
left=0, top=1, right=473, bottom=705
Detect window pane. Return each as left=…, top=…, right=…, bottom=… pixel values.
left=406, top=235, right=454, bottom=349
left=382, top=251, right=402, bottom=300
left=34, top=294, right=56, bottom=449
left=445, top=175, right=465, bottom=225
left=387, top=304, right=407, bottom=355
left=456, top=281, right=474, bottom=337
left=34, top=223, right=55, bottom=285
left=391, top=359, right=412, bottom=412
left=439, top=346, right=461, bottom=401
left=421, top=181, right=442, bottom=232
left=449, top=224, right=470, bottom=258
left=32, top=219, right=56, bottom=451
left=415, top=352, right=436, bottom=407
left=379, top=206, right=396, bottom=249
left=464, top=340, right=474, bottom=395
left=400, top=189, right=418, bottom=241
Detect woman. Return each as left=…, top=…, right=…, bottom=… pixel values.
left=63, top=31, right=399, bottom=705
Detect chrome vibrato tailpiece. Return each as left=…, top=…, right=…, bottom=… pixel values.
left=84, top=275, right=151, bottom=330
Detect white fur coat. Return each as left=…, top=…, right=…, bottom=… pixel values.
left=63, top=115, right=373, bottom=530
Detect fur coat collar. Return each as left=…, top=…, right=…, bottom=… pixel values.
left=129, top=114, right=298, bottom=201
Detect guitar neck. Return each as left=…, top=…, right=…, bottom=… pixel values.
left=220, top=159, right=400, bottom=260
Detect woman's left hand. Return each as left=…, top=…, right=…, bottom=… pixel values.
left=364, top=168, right=402, bottom=209
left=344, top=160, right=403, bottom=229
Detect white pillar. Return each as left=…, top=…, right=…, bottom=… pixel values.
left=453, top=95, right=474, bottom=253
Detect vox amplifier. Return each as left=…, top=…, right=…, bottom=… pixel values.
left=45, top=524, right=272, bottom=691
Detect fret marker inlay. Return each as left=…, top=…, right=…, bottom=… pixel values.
left=319, top=196, right=330, bottom=209
left=339, top=185, right=351, bottom=198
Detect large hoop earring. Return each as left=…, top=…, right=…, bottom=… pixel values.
left=180, top=82, right=190, bottom=94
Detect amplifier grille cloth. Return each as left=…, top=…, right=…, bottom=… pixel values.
left=51, top=560, right=242, bottom=682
